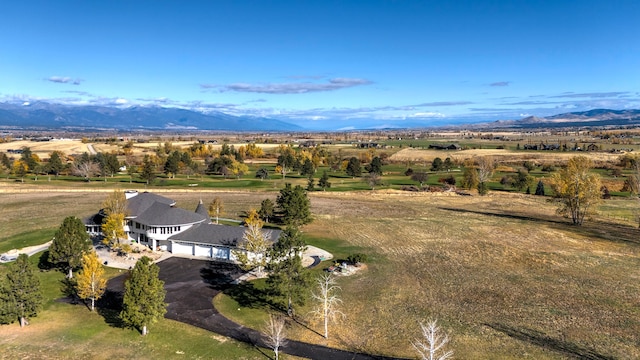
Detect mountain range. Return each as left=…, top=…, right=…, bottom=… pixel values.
left=488, top=109, right=640, bottom=129
left=1, top=102, right=639, bottom=132
left=0, top=102, right=302, bottom=132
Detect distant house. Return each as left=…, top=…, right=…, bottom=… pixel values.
left=585, top=143, right=599, bottom=152
left=523, top=143, right=559, bottom=151
left=428, top=144, right=461, bottom=150
left=85, top=191, right=279, bottom=261
left=357, top=142, right=381, bottom=149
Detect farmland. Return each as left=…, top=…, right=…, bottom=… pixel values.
left=1, top=131, right=640, bottom=359
left=0, top=187, right=639, bottom=359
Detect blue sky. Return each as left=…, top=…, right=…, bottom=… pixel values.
left=1, top=0, right=639, bottom=129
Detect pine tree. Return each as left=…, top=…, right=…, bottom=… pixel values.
left=345, top=157, right=362, bottom=178
left=140, top=155, right=156, bottom=184
left=259, top=198, right=275, bottom=223
left=76, top=251, right=107, bottom=311
left=318, top=171, right=331, bottom=191
left=366, top=156, right=383, bottom=175
left=306, top=174, right=315, bottom=192
left=48, top=151, right=65, bottom=178
left=0, top=254, right=43, bottom=327
left=276, top=183, right=312, bottom=226
left=535, top=180, right=545, bottom=196
left=120, top=256, right=167, bottom=336
left=267, top=226, right=311, bottom=316
left=49, top=216, right=92, bottom=278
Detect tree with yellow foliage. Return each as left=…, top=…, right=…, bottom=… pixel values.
left=233, top=209, right=271, bottom=276
left=76, top=251, right=107, bottom=311
left=102, top=213, right=126, bottom=247
left=550, top=156, right=602, bottom=225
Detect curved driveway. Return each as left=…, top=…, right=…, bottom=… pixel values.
left=107, top=257, right=403, bottom=360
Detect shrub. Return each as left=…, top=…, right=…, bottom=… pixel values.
left=347, top=253, right=368, bottom=265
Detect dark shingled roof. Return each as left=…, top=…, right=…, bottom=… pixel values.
left=127, top=192, right=175, bottom=218
left=169, top=224, right=281, bottom=247
left=195, top=199, right=209, bottom=219
left=136, top=201, right=208, bottom=226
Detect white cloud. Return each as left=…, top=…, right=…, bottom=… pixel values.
left=201, top=77, right=373, bottom=94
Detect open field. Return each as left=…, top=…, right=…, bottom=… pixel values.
left=389, top=147, right=625, bottom=165
left=1, top=187, right=639, bottom=358
left=221, top=191, right=640, bottom=359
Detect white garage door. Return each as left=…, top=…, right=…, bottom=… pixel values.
left=172, top=242, right=193, bottom=255
left=212, top=247, right=230, bottom=260
left=194, top=244, right=212, bottom=257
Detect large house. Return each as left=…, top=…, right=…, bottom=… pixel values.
left=86, top=191, right=279, bottom=261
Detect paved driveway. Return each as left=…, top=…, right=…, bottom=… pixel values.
left=106, top=257, right=402, bottom=360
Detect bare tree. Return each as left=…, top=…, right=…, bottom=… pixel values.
left=413, top=319, right=454, bottom=360
left=310, top=274, right=345, bottom=339
left=72, top=161, right=100, bottom=181
left=476, top=156, right=495, bottom=195
left=263, top=314, right=288, bottom=360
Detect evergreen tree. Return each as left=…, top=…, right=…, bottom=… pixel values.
left=20, top=147, right=38, bottom=170
left=535, top=180, right=545, bottom=196
left=140, top=155, right=156, bottom=184
left=366, top=156, right=383, bottom=175
left=76, top=251, right=107, bottom=311
left=301, top=158, right=315, bottom=176
left=267, top=226, right=312, bottom=316
left=0, top=254, right=43, bottom=327
left=345, top=157, right=362, bottom=178
left=431, top=157, right=443, bottom=171
left=163, top=150, right=181, bottom=178
left=443, top=157, right=454, bottom=172
left=120, top=256, right=167, bottom=336
left=49, top=216, right=92, bottom=278
left=255, top=167, right=269, bottom=180
left=306, top=174, right=315, bottom=191
left=318, top=171, right=331, bottom=191
left=259, top=198, right=275, bottom=223
left=276, top=183, right=312, bottom=226
left=48, top=151, right=65, bottom=178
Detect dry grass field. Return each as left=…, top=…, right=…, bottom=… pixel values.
left=1, top=187, right=639, bottom=359
left=301, top=191, right=640, bottom=359
left=389, top=147, right=624, bottom=165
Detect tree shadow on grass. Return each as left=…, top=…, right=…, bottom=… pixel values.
left=223, top=281, right=276, bottom=310
left=486, top=323, right=615, bottom=360
left=438, top=207, right=640, bottom=245
left=95, top=289, right=124, bottom=328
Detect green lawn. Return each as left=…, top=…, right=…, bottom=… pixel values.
left=0, top=251, right=274, bottom=359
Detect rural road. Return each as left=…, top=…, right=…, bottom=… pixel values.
left=87, top=143, right=97, bottom=155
